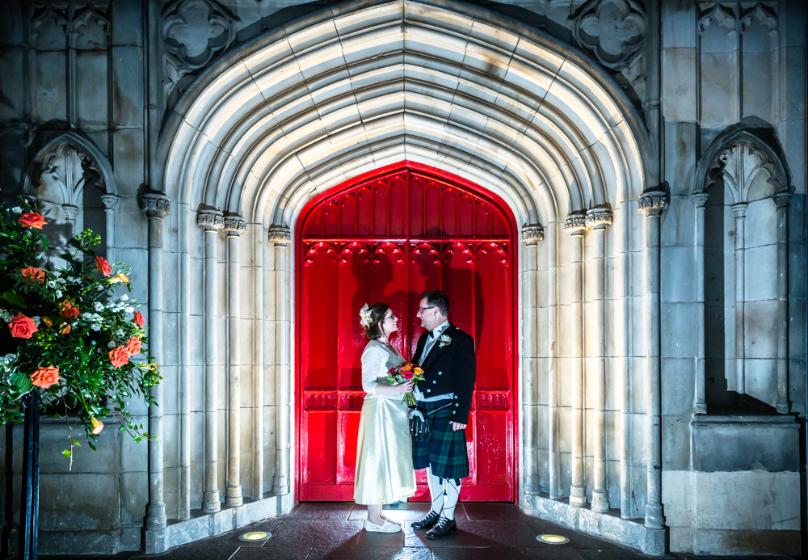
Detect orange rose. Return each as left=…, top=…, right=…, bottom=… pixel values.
left=124, top=336, right=142, bottom=356
left=20, top=266, right=45, bottom=284
left=108, top=273, right=129, bottom=284
left=95, top=256, right=112, bottom=277
left=133, top=311, right=145, bottom=328
left=18, top=212, right=46, bottom=229
left=8, top=313, right=37, bottom=339
left=30, top=365, right=60, bottom=389
left=59, top=322, right=71, bottom=335
left=42, top=316, right=53, bottom=327
left=59, top=301, right=80, bottom=320
left=108, top=346, right=131, bottom=368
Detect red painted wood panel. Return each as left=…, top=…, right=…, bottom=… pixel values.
left=297, top=162, right=516, bottom=502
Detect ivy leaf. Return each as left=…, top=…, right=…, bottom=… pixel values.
left=61, top=448, right=72, bottom=459
left=9, top=372, right=32, bottom=393
left=0, top=290, right=25, bottom=307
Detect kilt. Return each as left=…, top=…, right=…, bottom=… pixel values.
left=412, top=399, right=469, bottom=481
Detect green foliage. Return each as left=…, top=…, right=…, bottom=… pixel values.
left=0, top=198, right=161, bottom=458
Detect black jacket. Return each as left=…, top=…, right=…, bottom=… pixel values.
left=413, top=324, right=476, bottom=424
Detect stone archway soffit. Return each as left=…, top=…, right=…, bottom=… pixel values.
left=160, top=0, right=651, bottom=226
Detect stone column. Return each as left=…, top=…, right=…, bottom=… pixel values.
left=637, top=190, right=668, bottom=533
left=773, top=191, right=791, bottom=413
left=586, top=207, right=612, bottom=513
left=139, top=191, right=170, bottom=535
left=732, top=202, right=748, bottom=393
left=545, top=224, right=560, bottom=499
left=691, top=193, right=710, bottom=414
left=62, top=203, right=79, bottom=237
left=564, top=212, right=587, bottom=507
left=224, top=214, right=246, bottom=506
left=198, top=208, right=224, bottom=513
left=253, top=225, right=266, bottom=498
left=269, top=225, right=292, bottom=495
left=521, top=224, right=543, bottom=493
left=100, top=193, right=119, bottom=261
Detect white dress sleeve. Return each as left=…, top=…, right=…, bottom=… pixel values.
left=360, top=343, right=389, bottom=394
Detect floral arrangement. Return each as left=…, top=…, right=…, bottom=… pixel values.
left=0, top=199, right=160, bottom=462
left=387, top=362, right=424, bottom=406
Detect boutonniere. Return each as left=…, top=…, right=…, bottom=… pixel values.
left=438, top=334, right=452, bottom=348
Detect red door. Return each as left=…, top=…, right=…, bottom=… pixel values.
left=296, top=162, right=517, bottom=502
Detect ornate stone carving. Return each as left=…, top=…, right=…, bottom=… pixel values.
left=690, top=192, right=710, bottom=208
left=72, top=5, right=110, bottom=49
left=31, top=4, right=69, bottom=50
left=698, top=3, right=737, bottom=35
left=223, top=214, right=246, bottom=236
left=162, top=0, right=239, bottom=97
left=740, top=3, right=777, bottom=34
left=571, top=0, right=647, bottom=70
left=585, top=207, right=613, bottom=230
left=139, top=191, right=171, bottom=219
left=731, top=202, right=748, bottom=218
left=637, top=190, right=669, bottom=217
left=710, top=140, right=787, bottom=201
left=268, top=225, right=291, bottom=245
left=100, top=193, right=120, bottom=211
left=521, top=224, right=544, bottom=245
left=563, top=212, right=588, bottom=236
left=772, top=191, right=792, bottom=209
left=197, top=207, right=223, bottom=230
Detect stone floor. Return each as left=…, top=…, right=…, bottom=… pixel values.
left=46, top=502, right=799, bottom=560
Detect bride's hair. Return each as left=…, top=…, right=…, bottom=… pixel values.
left=361, top=302, right=391, bottom=340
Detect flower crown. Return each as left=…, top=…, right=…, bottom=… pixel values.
left=358, top=303, right=372, bottom=328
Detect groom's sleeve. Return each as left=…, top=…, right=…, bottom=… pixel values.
left=451, top=333, right=476, bottom=425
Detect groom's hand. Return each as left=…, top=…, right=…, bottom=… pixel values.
left=450, top=421, right=466, bottom=431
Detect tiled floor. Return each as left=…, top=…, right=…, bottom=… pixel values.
left=45, top=502, right=798, bottom=560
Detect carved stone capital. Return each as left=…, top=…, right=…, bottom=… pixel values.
left=139, top=191, right=171, bottom=219
left=223, top=214, right=246, bottom=236
left=637, top=190, right=669, bottom=217
left=62, top=204, right=79, bottom=223
left=732, top=202, right=748, bottom=218
left=100, top=193, right=120, bottom=211
left=586, top=207, right=613, bottom=230
left=268, top=225, right=291, bottom=245
left=563, top=213, right=588, bottom=236
left=521, top=224, right=544, bottom=245
left=197, top=208, right=224, bottom=231
left=690, top=192, right=710, bottom=208
left=773, top=191, right=792, bottom=210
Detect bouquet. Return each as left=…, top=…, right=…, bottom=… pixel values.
left=0, top=198, right=160, bottom=463
left=387, top=362, right=425, bottom=406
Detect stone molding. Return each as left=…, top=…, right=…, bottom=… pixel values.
left=637, top=190, right=669, bottom=217
left=772, top=191, right=792, bottom=209
left=585, top=207, right=613, bottom=230
left=30, top=143, right=105, bottom=208
left=268, top=225, right=291, bottom=245
left=571, top=0, right=647, bottom=70
left=690, top=192, right=710, bottom=208
left=731, top=202, right=748, bottom=218
left=223, top=214, right=246, bottom=236
left=563, top=213, right=588, bottom=236
left=196, top=208, right=223, bottom=230
left=710, top=140, right=787, bottom=200
left=31, top=3, right=110, bottom=50
left=521, top=224, right=544, bottom=245
left=139, top=191, right=171, bottom=219
left=162, top=0, right=240, bottom=97
left=740, top=3, right=777, bottom=34
left=100, top=193, right=120, bottom=211
left=698, top=3, right=737, bottom=35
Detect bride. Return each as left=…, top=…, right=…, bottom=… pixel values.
left=354, top=302, right=416, bottom=532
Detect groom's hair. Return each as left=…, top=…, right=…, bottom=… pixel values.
left=420, top=290, right=449, bottom=317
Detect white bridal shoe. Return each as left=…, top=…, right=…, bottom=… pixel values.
left=364, top=519, right=401, bottom=533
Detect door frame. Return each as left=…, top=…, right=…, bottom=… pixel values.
left=294, top=160, right=520, bottom=502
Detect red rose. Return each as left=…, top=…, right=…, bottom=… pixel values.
left=30, top=365, right=60, bottom=389
left=108, top=346, right=131, bottom=368
left=401, top=368, right=415, bottom=380
left=133, top=311, right=145, bottom=328
left=8, top=313, right=37, bottom=339
left=95, top=256, right=112, bottom=277
left=18, top=212, right=46, bottom=229
left=59, top=301, right=80, bottom=320
left=124, top=336, right=142, bottom=356
left=20, top=266, right=45, bottom=284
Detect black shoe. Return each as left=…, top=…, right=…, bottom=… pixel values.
left=411, top=510, right=440, bottom=530
left=426, top=516, right=457, bottom=539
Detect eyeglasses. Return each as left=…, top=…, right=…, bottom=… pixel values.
left=418, top=306, right=437, bottom=312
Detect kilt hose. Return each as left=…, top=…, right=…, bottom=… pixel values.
left=412, top=399, right=469, bottom=482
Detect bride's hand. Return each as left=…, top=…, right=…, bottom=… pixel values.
left=391, top=380, right=414, bottom=394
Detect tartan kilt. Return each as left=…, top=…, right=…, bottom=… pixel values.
left=412, top=399, right=469, bottom=481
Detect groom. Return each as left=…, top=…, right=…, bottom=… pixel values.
left=410, top=290, right=476, bottom=539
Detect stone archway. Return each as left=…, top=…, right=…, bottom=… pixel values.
left=149, top=0, right=664, bottom=555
